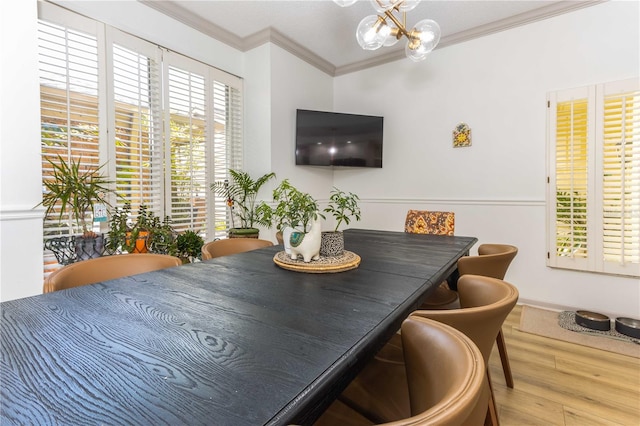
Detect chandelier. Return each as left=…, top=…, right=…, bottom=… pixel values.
left=333, top=0, right=441, bottom=62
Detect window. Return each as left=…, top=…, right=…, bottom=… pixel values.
left=38, top=4, right=242, bottom=272
left=547, top=79, right=640, bottom=277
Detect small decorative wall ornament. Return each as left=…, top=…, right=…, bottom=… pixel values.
left=453, top=122, right=471, bottom=148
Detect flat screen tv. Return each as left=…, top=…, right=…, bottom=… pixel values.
left=295, top=109, right=383, bottom=168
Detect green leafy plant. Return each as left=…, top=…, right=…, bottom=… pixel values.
left=324, top=187, right=361, bottom=232
left=106, top=203, right=176, bottom=254
left=106, top=203, right=131, bottom=253
left=175, top=230, right=204, bottom=262
left=38, top=155, right=115, bottom=235
left=148, top=216, right=177, bottom=255
left=211, top=170, right=276, bottom=230
left=272, top=179, right=323, bottom=233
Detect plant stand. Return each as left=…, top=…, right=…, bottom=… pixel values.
left=45, top=234, right=105, bottom=265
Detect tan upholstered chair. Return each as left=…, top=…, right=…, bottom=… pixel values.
left=458, top=244, right=518, bottom=388
left=43, top=254, right=182, bottom=293
left=314, top=316, right=487, bottom=426
left=201, top=238, right=273, bottom=260
left=339, top=275, right=518, bottom=426
left=404, top=210, right=459, bottom=309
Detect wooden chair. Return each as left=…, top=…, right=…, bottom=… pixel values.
left=338, top=275, right=518, bottom=426
left=314, top=316, right=487, bottom=426
left=201, top=238, right=273, bottom=260
left=458, top=244, right=518, bottom=388
left=43, top=253, right=182, bottom=293
left=404, top=210, right=459, bottom=309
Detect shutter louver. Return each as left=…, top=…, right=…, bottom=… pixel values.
left=602, top=89, right=640, bottom=267
left=112, top=43, right=162, bottom=214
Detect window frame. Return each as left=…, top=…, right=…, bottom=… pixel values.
left=546, top=78, right=640, bottom=278
left=38, top=3, right=243, bottom=271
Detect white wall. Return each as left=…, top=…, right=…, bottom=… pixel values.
left=333, top=1, right=640, bottom=318
left=0, top=0, right=45, bottom=300
left=244, top=43, right=335, bottom=239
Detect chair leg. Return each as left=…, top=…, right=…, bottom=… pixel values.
left=496, top=330, right=514, bottom=388
left=486, top=369, right=500, bottom=426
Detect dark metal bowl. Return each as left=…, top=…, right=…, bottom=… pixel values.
left=575, top=310, right=611, bottom=331
left=615, top=317, right=640, bottom=339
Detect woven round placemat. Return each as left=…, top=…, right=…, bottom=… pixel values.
left=273, top=250, right=360, bottom=273
left=558, top=311, right=640, bottom=344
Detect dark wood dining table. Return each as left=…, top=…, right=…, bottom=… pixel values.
left=0, top=229, right=476, bottom=426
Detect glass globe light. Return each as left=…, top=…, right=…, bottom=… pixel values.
left=356, top=15, right=389, bottom=50
left=405, top=19, right=441, bottom=62
left=333, top=0, right=358, bottom=6
left=383, top=28, right=400, bottom=46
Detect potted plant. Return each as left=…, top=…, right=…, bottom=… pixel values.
left=272, top=179, right=323, bottom=254
left=106, top=203, right=176, bottom=255
left=175, top=230, right=204, bottom=263
left=321, top=187, right=361, bottom=257
left=105, top=202, right=131, bottom=255
left=38, top=155, right=116, bottom=263
left=147, top=216, right=177, bottom=255
left=211, top=169, right=276, bottom=238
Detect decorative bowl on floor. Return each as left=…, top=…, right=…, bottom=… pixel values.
left=615, top=317, right=640, bottom=339
left=575, top=310, right=611, bottom=331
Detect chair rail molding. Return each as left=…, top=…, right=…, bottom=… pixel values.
left=359, top=198, right=545, bottom=207
left=0, top=206, right=44, bottom=222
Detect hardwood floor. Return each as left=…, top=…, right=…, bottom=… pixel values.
left=489, top=305, right=640, bottom=426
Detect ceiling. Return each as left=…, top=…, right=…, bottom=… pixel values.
left=140, top=0, right=601, bottom=75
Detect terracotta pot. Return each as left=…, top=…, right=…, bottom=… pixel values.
left=126, top=230, right=149, bottom=253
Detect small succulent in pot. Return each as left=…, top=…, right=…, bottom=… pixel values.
left=175, top=230, right=204, bottom=263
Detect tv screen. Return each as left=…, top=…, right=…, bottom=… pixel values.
left=295, top=109, right=383, bottom=168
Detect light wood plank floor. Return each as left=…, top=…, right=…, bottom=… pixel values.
left=489, top=304, right=640, bottom=426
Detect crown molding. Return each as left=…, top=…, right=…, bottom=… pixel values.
left=244, top=27, right=336, bottom=76
left=138, top=0, right=605, bottom=77
left=335, top=0, right=606, bottom=75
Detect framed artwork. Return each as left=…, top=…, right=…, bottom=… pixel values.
left=453, top=123, right=471, bottom=147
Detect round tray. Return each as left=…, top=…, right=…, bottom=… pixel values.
left=273, top=250, right=360, bottom=273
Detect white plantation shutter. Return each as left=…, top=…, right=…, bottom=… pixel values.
left=109, top=30, right=163, bottom=215
left=164, top=53, right=210, bottom=237
left=553, top=91, right=590, bottom=266
left=548, top=79, right=640, bottom=277
left=38, top=18, right=102, bottom=237
left=212, top=76, right=243, bottom=239
left=38, top=9, right=105, bottom=275
left=162, top=53, right=243, bottom=240
left=39, top=4, right=244, bottom=270
left=599, top=81, right=640, bottom=275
